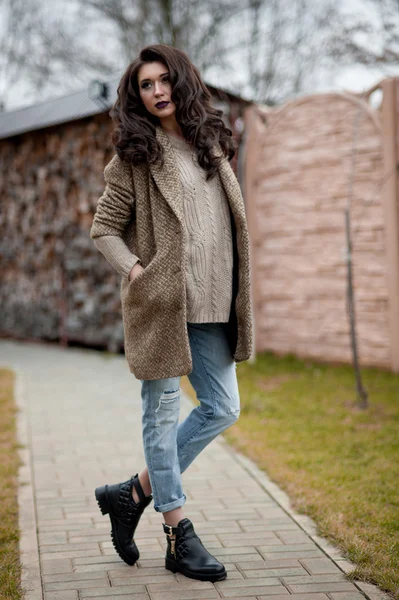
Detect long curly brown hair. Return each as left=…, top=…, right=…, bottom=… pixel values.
left=110, top=44, right=236, bottom=181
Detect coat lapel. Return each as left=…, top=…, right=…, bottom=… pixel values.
left=149, top=124, right=244, bottom=230
left=149, top=126, right=185, bottom=224
left=217, top=154, right=246, bottom=229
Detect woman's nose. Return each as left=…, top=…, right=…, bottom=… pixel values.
left=154, top=82, right=163, bottom=96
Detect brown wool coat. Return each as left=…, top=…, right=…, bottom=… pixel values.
left=90, top=125, right=253, bottom=380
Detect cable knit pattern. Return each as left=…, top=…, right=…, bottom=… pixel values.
left=165, top=132, right=233, bottom=323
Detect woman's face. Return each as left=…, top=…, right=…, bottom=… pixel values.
left=137, top=61, right=176, bottom=121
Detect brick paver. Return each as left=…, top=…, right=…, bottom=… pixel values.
left=0, top=340, right=383, bottom=600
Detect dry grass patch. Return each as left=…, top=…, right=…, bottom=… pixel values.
left=0, top=368, right=23, bottom=600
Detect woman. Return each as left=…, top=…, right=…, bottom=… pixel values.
left=90, top=43, right=253, bottom=582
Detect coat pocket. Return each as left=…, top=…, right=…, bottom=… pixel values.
left=121, top=254, right=173, bottom=314
left=124, top=256, right=157, bottom=294
left=127, top=265, right=146, bottom=287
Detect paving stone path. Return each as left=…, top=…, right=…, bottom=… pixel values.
left=0, top=340, right=386, bottom=600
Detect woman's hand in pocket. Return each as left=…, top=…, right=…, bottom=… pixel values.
left=128, top=261, right=144, bottom=282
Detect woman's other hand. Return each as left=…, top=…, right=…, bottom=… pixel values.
left=128, top=262, right=144, bottom=282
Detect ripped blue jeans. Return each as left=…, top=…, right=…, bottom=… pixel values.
left=140, top=322, right=240, bottom=513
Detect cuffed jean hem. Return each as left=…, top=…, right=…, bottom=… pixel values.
left=154, top=493, right=187, bottom=514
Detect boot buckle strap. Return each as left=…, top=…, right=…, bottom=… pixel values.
left=162, top=523, right=183, bottom=536
left=163, top=524, right=174, bottom=535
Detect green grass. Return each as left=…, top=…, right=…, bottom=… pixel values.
left=0, top=368, right=23, bottom=600
left=182, top=353, right=399, bottom=599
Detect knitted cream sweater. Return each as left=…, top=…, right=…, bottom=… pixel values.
left=94, top=131, right=234, bottom=323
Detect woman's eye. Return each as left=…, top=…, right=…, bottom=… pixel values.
left=141, top=76, right=169, bottom=90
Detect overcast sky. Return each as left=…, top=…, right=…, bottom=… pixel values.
left=1, top=0, right=398, bottom=113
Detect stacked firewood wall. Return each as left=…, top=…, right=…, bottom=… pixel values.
left=0, top=115, right=125, bottom=352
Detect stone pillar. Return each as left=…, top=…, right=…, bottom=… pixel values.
left=381, top=78, right=399, bottom=372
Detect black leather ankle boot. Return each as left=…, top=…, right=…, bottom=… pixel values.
left=95, top=474, right=152, bottom=566
left=163, top=518, right=227, bottom=582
